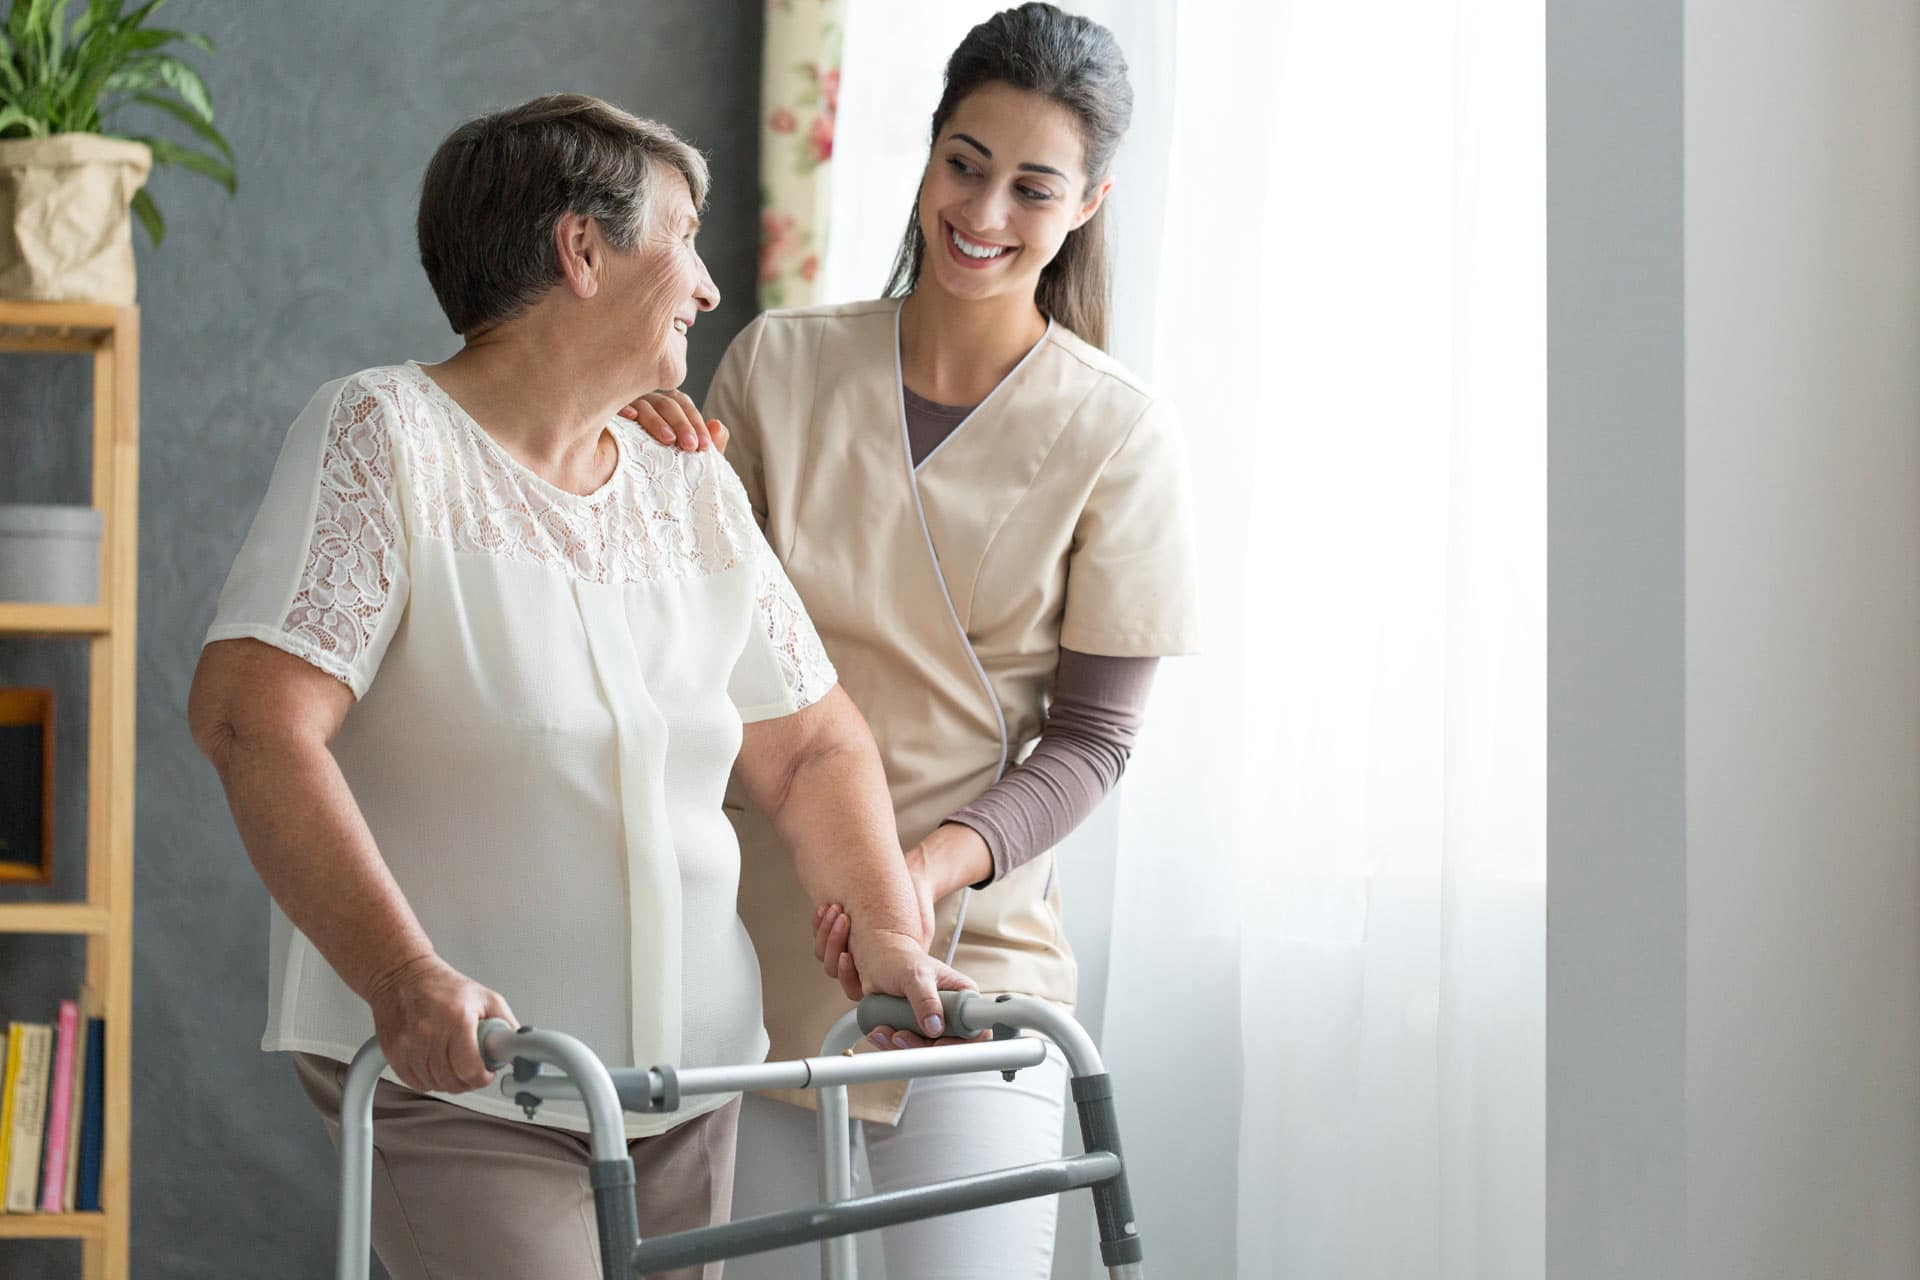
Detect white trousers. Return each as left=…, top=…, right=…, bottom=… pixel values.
left=726, top=1042, right=1070, bottom=1280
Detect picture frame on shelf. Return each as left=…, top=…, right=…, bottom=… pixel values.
left=0, top=687, right=55, bottom=882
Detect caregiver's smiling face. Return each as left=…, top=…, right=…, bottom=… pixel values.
left=915, top=81, right=1109, bottom=307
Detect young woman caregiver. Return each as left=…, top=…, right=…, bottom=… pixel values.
left=631, top=5, right=1197, bottom=1276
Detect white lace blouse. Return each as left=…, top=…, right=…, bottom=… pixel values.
left=205, top=363, right=837, bottom=1135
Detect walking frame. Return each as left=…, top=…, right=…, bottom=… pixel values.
left=335, top=989, right=1146, bottom=1279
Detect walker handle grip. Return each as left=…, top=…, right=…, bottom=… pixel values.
left=476, top=1018, right=518, bottom=1072
left=855, top=990, right=980, bottom=1038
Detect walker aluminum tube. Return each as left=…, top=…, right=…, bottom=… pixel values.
left=484, top=1022, right=641, bottom=1280
left=505, top=1038, right=1045, bottom=1108
left=823, top=993, right=1140, bottom=1280
left=628, top=1152, right=1123, bottom=1277
left=335, top=1036, right=388, bottom=1280
left=337, top=1021, right=636, bottom=1280
left=856, top=991, right=1109, bottom=1077
left=817, top=1010, right=866, bottom=1279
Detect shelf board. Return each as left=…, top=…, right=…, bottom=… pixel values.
left=0, top=1211, right=108, bottom=1239
left=0, top=903, right=110, bottom=935
left=0, top=603, right=112, bottom=637
left=0, top=301, right=124, bottom=353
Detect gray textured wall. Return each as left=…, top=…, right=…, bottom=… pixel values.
left=0, top=3, right=761, bottom=1275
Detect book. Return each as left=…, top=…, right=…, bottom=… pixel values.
left=3, top=1022, right=52, bottom=1212
left=73, top=1014, right=103, bottom=1213
left=38, top=999, right=78, bottom=1212
left=0, top=1024, right=19, bottom=1203
left=62, top=989, right=92, bottom=1212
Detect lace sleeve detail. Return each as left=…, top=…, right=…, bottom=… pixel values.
left=753, top=545, right=837, bottom=710
left=706, top=453, right=836, bottom=711
left=278, top=379, right=406, bottom=686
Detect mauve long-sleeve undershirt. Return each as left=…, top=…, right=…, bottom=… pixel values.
left=948, top=647, right=1158, bottom=884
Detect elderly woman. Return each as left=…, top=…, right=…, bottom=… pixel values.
left=187, top=94, right=958, bottom=1280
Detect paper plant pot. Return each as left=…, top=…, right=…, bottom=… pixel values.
left=0, top=133, right=152, bottom=304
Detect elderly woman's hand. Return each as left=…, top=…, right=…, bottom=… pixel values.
left=813, top=907, right=987, bottom=1050
left=811, top=849, right=936, bottom=1001
left=821, top=909, right=990, bottom=1051
left=367, top=953, right=518, bottom=1094
left=621, top=389, right=729, bottom=453
left=838, top=927, right=975, bottom=1044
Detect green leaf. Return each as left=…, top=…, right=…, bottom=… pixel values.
left=128, top=90, right=229, bottom=159
left=123, top=26, right=189, bottom=52
left=28, top=0, right=57, bottom=72
left=68, top=0, right=118, bottom=48
left=0, top=31, right=21, bottom=96
left=124, top=132, right=234, bottom=192
left=0, top=105, right=45, bottom=137
left=22, top=0, right=54, bottom=43
left=130, top=186, right=163, bottom=245
left=98, top=63, right=162, bottom=98
left=129, top=26, right=210, bottom=53
left=134, top=52, right=211, bottom=121
left=120, top=1, right=168, bottom=33
left=44, top=0, right=75, bottom=78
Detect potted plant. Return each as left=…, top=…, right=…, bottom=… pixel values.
left=0, top=0, right=233, bottom=303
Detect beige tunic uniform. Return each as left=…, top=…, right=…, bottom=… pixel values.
left=708, top=298, right=1199, bottom=1122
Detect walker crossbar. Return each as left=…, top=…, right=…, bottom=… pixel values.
left=627, top=1152, right=1122, bottom=1274
left=507, top=1037, right=1049, bottom=1114
left=336, top=994, right=1147, bottom=1280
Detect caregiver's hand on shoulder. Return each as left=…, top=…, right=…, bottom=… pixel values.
left=367, top=952, right=517, bottom=1095
left=845, top=926, right=975, bottom=1045
left=621, top=389, right=729, bottom=454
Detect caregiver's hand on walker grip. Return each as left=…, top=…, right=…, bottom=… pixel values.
left=621, top=388, right=729, bottom=454
left=366, top=953, right=516, bottom=1094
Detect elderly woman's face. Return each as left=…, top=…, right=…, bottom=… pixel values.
left=607, top=170, right=719, bottom=390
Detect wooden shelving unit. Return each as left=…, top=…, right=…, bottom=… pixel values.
left=0, top=300, right=137, bottom=1278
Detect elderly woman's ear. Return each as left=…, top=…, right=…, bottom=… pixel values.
left=554, top=212, right=602, bottom=300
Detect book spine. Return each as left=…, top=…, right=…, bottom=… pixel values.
left=4, top=1025, right=52, bottom=1212
left=38, top=1001, right=78, bottom=1213
left=74, top=1017, right=104, bottom=1213
left=61, top=999, right=90, bottom=1213
left=0, top=1024, right=21, bottom=1210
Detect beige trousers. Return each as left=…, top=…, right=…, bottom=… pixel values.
left=295, top=1052, right=739, bottom=1280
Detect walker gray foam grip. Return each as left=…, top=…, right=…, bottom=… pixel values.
left=855, top=990, right=972, bottom=1037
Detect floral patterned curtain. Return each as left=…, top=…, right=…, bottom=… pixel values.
left=758, top=0, right=846, bottom=309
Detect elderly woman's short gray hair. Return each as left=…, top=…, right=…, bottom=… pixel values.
left=417, top=94, right=711, bottom=336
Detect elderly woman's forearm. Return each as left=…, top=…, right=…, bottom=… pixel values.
left=772, top=743, right=923, bottom=938
left=208, top=730, right=436, bottom=1001
left=741, top=691, right=924, bottom=941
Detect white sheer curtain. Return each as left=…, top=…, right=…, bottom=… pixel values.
left=826, top=4, right=1543, bottom=1276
